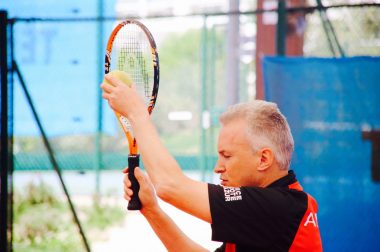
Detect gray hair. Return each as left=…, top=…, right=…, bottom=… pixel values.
left=219, top=100, right=294, bottom=170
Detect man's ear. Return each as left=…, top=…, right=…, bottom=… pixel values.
left=257, top=148, right=274, bottom=171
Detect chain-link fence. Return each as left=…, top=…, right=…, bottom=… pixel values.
left=1, top=1, right=380, bottom=251
left=304, top=1, right=380, bottom=56
left=7, top=2, right=379, bottom=174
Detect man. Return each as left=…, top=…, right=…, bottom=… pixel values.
left=101, top=75, right=322, bottom=252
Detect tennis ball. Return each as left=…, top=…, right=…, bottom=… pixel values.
left=105, top=70, right=133, bottom=87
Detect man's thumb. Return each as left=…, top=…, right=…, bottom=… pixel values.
left=134, top=167, right=145, bottom=183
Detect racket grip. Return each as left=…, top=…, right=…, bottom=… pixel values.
left=127, top=154, right=142, bottom=210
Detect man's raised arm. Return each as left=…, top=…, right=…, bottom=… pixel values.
left=101, top=75, right=211, bottom=222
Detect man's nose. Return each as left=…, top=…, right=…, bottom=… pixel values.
left=214, top=160, right=225, bottom=174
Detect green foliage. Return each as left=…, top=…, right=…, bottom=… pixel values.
left=13, top=182, right=80, bottom=252
left=13, top=181, right=125, bottom=252
left=304, top=7, right=380, bottom=56
left=14, top=181, right=59, bottom=219
left=15, top=137, right=45, bottom=153
left=153, top=29, right=202, bottom=135
left=83, top=200, right=125, bottom=230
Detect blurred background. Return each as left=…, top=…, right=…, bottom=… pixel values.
left=1, top=0, right=380, bottom=251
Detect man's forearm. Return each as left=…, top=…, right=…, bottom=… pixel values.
left=129, top=113, right=211, bottom=223
left=143, top=207, right=208, bottom=252
left=129, top=113, right=183, bottom=188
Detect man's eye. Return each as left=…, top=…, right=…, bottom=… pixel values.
left=218, top=152, right=231, bottom=159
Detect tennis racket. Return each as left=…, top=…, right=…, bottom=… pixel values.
left=105, top=19, right=159, bottom=210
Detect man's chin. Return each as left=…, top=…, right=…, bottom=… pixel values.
left=220, top=181, right=229, bottom=186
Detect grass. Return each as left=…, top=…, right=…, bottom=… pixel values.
left=13, top=181, right=125, bottom=252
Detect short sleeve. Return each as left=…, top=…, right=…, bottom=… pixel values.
left=208, top=183, right=307, bottom=249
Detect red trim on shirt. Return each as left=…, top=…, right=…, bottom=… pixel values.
left=225, top=243, right=236, bottom=252
left=289, top=193, right=323, bottom=252
left=288, top=181, right=303, bottom=191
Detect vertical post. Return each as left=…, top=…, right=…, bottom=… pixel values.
left=226, top=0, right=240, bottom=106
left=200, top=16, right=208, bottom=181
left=0, top=10, right=9, bottom=252
left=207, top=26, right=217, bottom=182
left=95, top=0, right=104, bottom=197
left=8, top=19, right=15, bottom=252
left=276, top=0, right=287, bottom=55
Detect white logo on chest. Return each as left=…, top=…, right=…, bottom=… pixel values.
left=223, top=187, right=242, bottom=202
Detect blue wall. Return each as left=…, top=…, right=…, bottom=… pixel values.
left=1, top=0, right=117, bottom=136
left=263, top=56, right=380, bottom=251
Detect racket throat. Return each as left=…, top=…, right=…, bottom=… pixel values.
left=129, top=139, right=138, bottom=155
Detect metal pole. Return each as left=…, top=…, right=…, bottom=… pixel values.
left=200, top=16, right=208, bottom=181
left=0, top=10, right=9, bottom=252
left=226, top=0, right=240, bottom=106
left=207, top=26, right=217, bottom=182
left=95, top=0, right=104, bottom=198
left=8, top=19, right=15, bottom=252
left=316, top=0, right=337, bottom=57
left=13, top=61, right=91, bottom=252
left=316, top=0, right=345, bottom=57
left=276, top=0, right=287, bottom=56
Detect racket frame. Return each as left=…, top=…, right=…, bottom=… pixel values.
left=105, top=19, right=159, bottom=155
left=104, top=19, right=159, bottom=210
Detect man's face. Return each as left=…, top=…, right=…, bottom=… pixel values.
left=214, top=119, right=261, bottom=187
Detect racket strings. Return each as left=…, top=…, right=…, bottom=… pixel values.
left=112, top=24, right=153, bottom=106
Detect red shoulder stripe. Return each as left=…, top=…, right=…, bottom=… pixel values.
left=289, top=194, right=323, bottom=252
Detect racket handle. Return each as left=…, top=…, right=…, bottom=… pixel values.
left=127, top=154, right=142, bottom=210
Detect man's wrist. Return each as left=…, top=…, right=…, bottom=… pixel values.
left=128, top=108, right=150, bottom=125
left=141, top=204, right=162, bottom=218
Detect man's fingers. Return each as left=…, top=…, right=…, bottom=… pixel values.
left=104, top=74, right=118, bottom=86
left=100, top=81, right=114, bottom=92
left=102, top=92, right=111, bottom=100
left=124, top=194, right=130, bottom=201
left=122, top=167, right=129, bottom=174
left=124, top=173, right=131, bottom=188
left=124, top=180, right=133, bottom=202
left=105, top=74, right=126, bottom=87
left=124, top=186, right=133, bottom=196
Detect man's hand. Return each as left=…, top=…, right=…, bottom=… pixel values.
left=123, top=167, right=159, bottom=215
left=123, top=169, right=208, bottom=252
left=100, top=74, right=147, bottom=120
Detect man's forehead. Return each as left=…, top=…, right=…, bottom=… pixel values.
left=218, top=120, right=249, bottom=146
left=220, top=119, right=247, bottom=133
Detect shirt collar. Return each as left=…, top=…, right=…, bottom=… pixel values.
left=266, top=170, right=297, bottom=188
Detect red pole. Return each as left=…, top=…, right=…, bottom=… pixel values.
left=255, top=0, right=306, bottom=99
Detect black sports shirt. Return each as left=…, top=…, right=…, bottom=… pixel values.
left=208, top=170, right=322, bottom=252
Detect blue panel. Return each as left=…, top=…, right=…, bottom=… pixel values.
left=263, top=56, right=380, bottom=251
left=1, top=0, right=117, bottom=136
left=1, top=0, right=97, bottom=17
